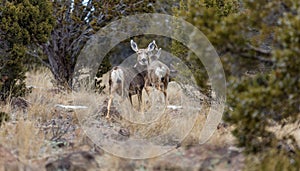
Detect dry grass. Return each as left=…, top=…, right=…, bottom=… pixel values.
left=266, top=117, right=300, bottom=146
left=0, top=69, right=83, bottom=167
left=0, top=118, right=44, bottom=161
left=0, top=68, right=241, bottom=170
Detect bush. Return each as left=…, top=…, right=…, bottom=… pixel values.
left=173, top=0, right=300, bottom=167
left=0, top=112, right=9, bottom=126
left=0, top=0, right=54, bottom=101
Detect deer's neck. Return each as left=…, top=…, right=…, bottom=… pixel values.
left=134, top=63, right=148, bottom=77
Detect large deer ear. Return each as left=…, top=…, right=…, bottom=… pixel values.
left=147, top=40, right=156, bottom=52
left=156, top=48, right=162, bottom=58
left=131, top=40, right=138, bottom=52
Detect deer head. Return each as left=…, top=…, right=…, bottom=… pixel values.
left=149, top=48, right=161, bottom=63
left=131, top=40, right=156, bottom=66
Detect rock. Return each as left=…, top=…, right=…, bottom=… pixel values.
left=119, top=128, right=130, bottom=137
left=0, top=145, right=35, bottom=171
left=45, top=151, right=98, bottom=171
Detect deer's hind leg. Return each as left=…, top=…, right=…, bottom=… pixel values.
left=137, top=89, right=144, bottom=112
left=163, top=76, right=169, bottom=106
left=106, top=79, right=113, bottom=119
left=143, top=76, right=150, bottom=96
left=162, top=90, right=168, bottom=106
left=129, top=94, right=133, bottom=106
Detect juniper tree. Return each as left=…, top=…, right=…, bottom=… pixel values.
left=173, top=0, right=300, bottom=169
left=33, top=0, right=155, bottom=90
left=0, top=0, right=54, bottom=101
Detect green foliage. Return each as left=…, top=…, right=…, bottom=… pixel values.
left=172, top=0, right=299, bottom=167
left=171, top=40, right=209, bottom=92
left=204, top=0, right=239, bottom=17
left=245, top=148, right=300, bottom=171
left=0, top=52, right=27, bottom=101
left=224, top=0, right=300, bottom=154
left=173, top=0, right=280, bottom=78
left=171, top=0, right=240, bottom=93
left=0, top=0, right=54, bottom=100
left=0, top=0, right=54, bottom=45
left=225, top=74, right=278, bottom=152
left=0, top=112, right=10, bottom=126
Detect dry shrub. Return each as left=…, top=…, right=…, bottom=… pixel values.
left=0, top=68, right=77, bottom=163
left=245, top=149, right=300, bottom=171
left=0, top=118, right=44, bottom=161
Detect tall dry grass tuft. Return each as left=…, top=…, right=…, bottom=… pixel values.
left=0, top=116, right=45, bottom=162
left=0, top=68, right=78, bottom=164
left=26, top=68, right=68, bottom=121
left=0, top=69, right=49, bottom=162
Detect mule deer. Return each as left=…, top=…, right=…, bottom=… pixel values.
left=106, top=40, right=156, bottom=119
left=145, top=47, right=170, bottom=105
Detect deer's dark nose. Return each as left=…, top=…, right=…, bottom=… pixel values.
left=142, top=58, right=147, bottom=63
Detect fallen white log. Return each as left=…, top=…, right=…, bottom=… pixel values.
left=167, top=105, right=183, bottom=110
left=167, top=105, right=202, bottom=111
left=55, top=104, right=88, bottom=109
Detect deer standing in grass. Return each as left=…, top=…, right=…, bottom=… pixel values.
left=145, top=45, right=170, bottom=105
left=106, top=40, right=156, bottom=119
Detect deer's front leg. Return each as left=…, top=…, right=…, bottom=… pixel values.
left=106, top=94, right=113, bottom=119
left=163, top=90, right=168, bottom=107
left=144, top=77, right=151, bottom=96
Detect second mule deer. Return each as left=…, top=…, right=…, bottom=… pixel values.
left=145, top=47, right=170, bottom=105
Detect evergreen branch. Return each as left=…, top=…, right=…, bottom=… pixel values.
left=246, top=43, right=272, bottom=55
left=240, top=52, right=274, bottom=64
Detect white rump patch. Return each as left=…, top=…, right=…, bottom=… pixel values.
left=155, top=66, right=167, bottom=79
left=111, top=68, right=124, bottom=84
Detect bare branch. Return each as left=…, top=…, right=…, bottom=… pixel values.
left=246, top=43, right=272, bottom=54
left=240, top=52, right=274, bottom=64
left=26, top=51, right=51, bottom=69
